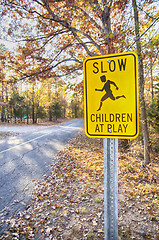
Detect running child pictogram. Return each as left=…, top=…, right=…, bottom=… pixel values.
left=95, top=75, right=126, bottom=111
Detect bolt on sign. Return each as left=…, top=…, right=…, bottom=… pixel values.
left=83, top=52, right=139, bottom=139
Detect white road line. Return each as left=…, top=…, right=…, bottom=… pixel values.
left=0, top=122, right=82, bottom=154
left=0, top=132, right=52, bottom=154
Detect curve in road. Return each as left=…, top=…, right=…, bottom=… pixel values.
left=0, top=119, right=84, bottom=235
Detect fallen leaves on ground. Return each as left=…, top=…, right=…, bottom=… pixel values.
left=1, top=131, right=159, bottom=240
left=118, top=140, right=159, bottom=239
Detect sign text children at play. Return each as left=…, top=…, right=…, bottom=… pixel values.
left=83, top=52, right=139, bottom=139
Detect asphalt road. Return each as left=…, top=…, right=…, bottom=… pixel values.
left=0, top=119, right=84, bottom=235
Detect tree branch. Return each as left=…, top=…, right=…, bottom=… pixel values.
left=127, top=16, right=159, bottom=50
left=70, top=5, right=104, bottom=34
left=9, top=58, right=82, bottom=82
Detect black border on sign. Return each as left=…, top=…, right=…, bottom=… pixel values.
left=84, top=52, right=138, bottom=138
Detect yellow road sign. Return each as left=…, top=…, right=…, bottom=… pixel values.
left=83, top=52, right=139, bottom=139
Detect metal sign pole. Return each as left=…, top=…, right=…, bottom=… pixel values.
left=104, top=138, right=118, bottom=240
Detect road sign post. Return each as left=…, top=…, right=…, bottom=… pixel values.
left=104, top=138, right=118, bottom=240
left=83, top=52, right=139, bottom=240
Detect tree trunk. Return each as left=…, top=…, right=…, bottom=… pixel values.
left=48, top=83, right=52, bottom=121
left=5, top=82, right=9, bottom=122
left=101, top=2, right=115, bottom=54
left=26, top=86, right=29, bottom=124
left=32, top=102, right=35, bottom=124
left=150, top=51, right=154, bottom=102
left=32, top=81, right=35, bottom=124
left=49, top=106, right=52, bottom=121
left=1, top=81, right=5, bottom=122
left=11, top=82, right=14, bottom=124
left=132, top=0, right=150, bottom=165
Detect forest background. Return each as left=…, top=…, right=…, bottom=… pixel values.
left=0, top=1, right=159, bottom=239
left=0, top=0, right=158, bottom=163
